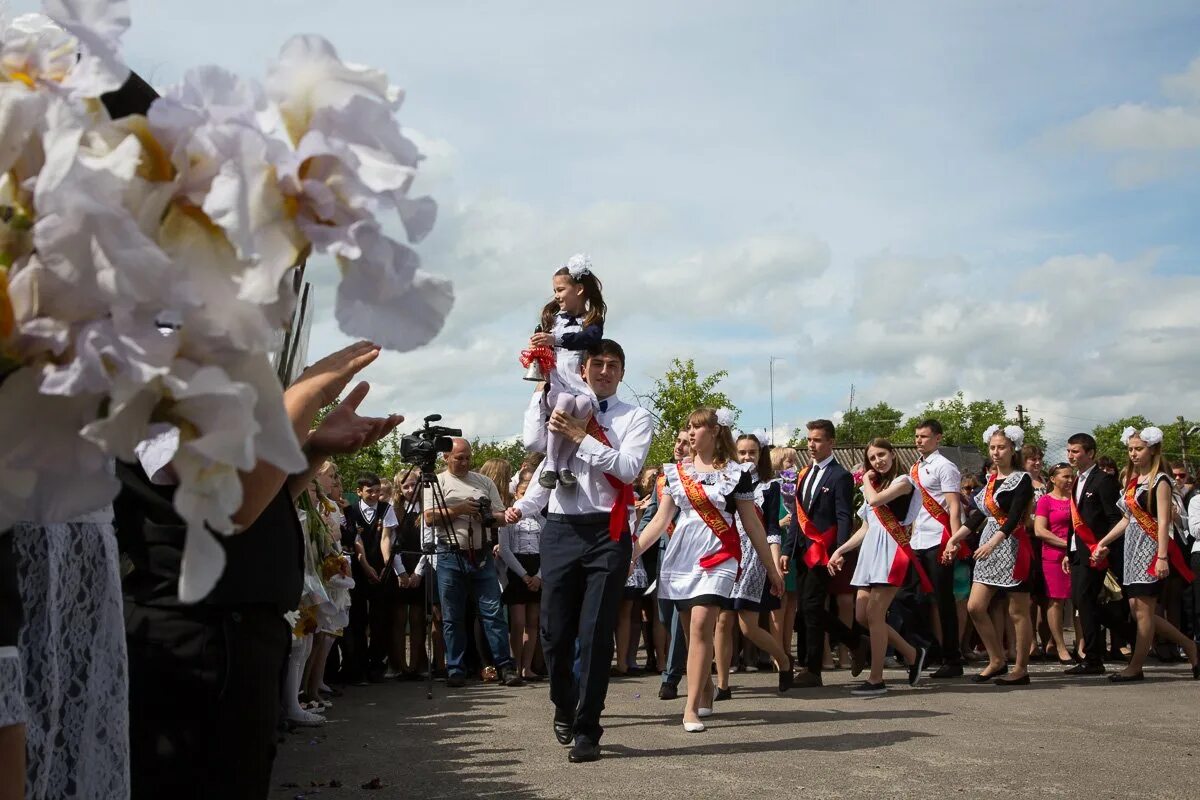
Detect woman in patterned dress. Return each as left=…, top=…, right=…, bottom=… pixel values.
left=943, top=425, right=1035, bottom=686
left=1093, top=427, right=1199, bottom=682
left=633, top=408, right=784, bottom=732
left=713, top=433, right=792, bottom=700
left=829, top=438, right=929, bottom=695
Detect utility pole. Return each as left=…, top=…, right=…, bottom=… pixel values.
left=1015, top=404, right=1026, bottom=427
left=769, top=357, right=784, bottom=442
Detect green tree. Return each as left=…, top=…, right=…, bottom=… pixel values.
left=892, top=392, right=1046, bottom=450
left=830, top=401, right=905, bottom=446
left=470, top=437, right=527, bottom=471
left=641, top=358, right=737, bottom=468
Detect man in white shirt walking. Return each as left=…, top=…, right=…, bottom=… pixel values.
left=908, top=420, right=963, bottom=678
left=507, top=339, right=653, bottom=763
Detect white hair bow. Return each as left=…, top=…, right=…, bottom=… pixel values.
left=983, top=424, right=1024, bottom=449
left=1138, top=426, right=1164, bottom=447
left=564, top=253, right=591, bottom=279
left=1120, top=426, right=1138, bottom=446
left=715, top=407, right=735, bottom=428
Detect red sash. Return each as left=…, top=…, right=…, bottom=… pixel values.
left=794, top=466, right=837, bottom=568
left=911, top=461, right=968, bottom=558
left=872, top=488, right=932, bottom=592
left=656, top=474, right=676, bottom=536
left=1125, top=478, right=1194, bottom=583
left=1069, top=479, right=1107, bottom=570
left=983, top=474, right=1032, bottom=583
left=675, top=464, right=741, bottom=571
left=585, top=418, right=634, bottom=542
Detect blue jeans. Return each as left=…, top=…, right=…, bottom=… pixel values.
left=436, top=553, right=513, bottom=677
left=657, top=598, right=687, bottom=687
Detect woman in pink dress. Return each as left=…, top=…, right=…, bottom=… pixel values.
left=1033, top=463, right=1074, bottom=665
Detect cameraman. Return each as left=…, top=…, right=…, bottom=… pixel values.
left=424, top=438, right=521, bottom=687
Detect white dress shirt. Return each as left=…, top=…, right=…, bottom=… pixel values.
left=909, top=450, right=962, bottom=550
left=800, top=455, right=835, bottom=510
left=515, top=393, right=654, bottom=518
left=1188, top=493, right=1200, bottom=555
left=1070, top=465, right=1095, bottom=552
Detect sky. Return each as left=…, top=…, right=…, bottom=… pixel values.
left=17, top=1, right=1200, bottom=455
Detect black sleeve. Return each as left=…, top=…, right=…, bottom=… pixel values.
left=999, top=474, right=1034, bottom=535
left=833, top=471, right=854, bottom=547
left=559, top=322, right=603, bottom=351
left=964, top=509, right=987, bottom=534
left=763, top=483, right=782, bottom=541
left=0, top=531, right=20, bottom=658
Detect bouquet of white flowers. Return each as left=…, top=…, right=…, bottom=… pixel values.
left=0, top=0, right=453, bottom=600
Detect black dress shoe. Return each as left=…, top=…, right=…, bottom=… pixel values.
left=658, top=683, right=679, bottom=700
left=538, top=470, right=559, bottom=489
left=970, top=665, right=1008, bottom=683
left=993, top=673, right=1030, bottom=686
left=558, top=469, right=578, bottom=488
left=1108, top=671, right=1145, bottom=683
left=793, top=670, right=823, bottom=688
left=779, top=668, right=794, bottom=693
left=1064, top=662, right=1105, bottom=676
left=567, top=741, right=601, bottom=763
left=713, top=686, right=732, bottom=701
left=930, top=662, right=963, bottom=679
left=553, top=721, right=574, bottom=746
left=849, top=639, right=870, bottom=677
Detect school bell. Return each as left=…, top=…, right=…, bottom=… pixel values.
left=523, top=324, right=546, bottom=382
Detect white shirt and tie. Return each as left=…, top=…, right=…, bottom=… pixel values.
left=1069, top=465, right=1095, bottom=553
left=799, top=455, right=835, bottom=511
left=515, top=392, right=653, bottom=518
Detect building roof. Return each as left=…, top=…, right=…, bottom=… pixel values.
left=791, top=444, right=985, bottom=477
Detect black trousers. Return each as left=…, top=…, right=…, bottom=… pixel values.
left=125, top=601, right=290, bottom=800
left=914, top=545, right=962, bottom=663
left=345, top=575, right=393, bottom=679
left=539, top=514, right=630, bottom=745
left=796, top=559, right=862, bottom=674
left=1070, top=550, right=1107, bottom=666
left=1189, top=551, right=1200, bottom=641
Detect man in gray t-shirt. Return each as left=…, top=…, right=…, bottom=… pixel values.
left=423, top=438, right=519, bottom=687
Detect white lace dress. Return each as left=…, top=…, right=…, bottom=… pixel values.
left=730, top=476, right=782, bottom=608
left=14, top=506, right=129, bottom=800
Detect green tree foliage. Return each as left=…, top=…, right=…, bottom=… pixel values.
left=469, top=437, right=527, bottom=471
left=1091, top=415, right=1198, bottom=473
left=892, top=392, right=1046, bottom=450
left=642, top=358, right=738, bottom=469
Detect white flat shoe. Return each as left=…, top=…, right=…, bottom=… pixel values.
left=697, top=707, right=713, bottom=718
left=683, top=721, right=706, bottom=732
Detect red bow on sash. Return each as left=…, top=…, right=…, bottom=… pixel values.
left=984, top=474, right=1031, bottom=583
left=585, top=417, right=634, bottom=542
left=1125, top=479, right=1194, bottom=583
left=872, top=490, right=932, bottom=592
left=911, top=462, right=969, bottom=558
left=1069, top=480, right=1108, bottom=570
left=794, top=466, right=837, bottom=568
left=675, top=464, right=742, bottom=572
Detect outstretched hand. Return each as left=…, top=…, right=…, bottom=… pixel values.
left=306, top=382, right=403, bottom=457
left=289, top=340, right=383, bottom=410
left=504, top=507, right=523, bottom=525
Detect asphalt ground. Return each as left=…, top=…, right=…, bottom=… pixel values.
left=273, top=659, right=1199, bottom=800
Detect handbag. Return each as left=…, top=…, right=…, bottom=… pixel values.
left=1100, top=569, right=1124, bottom=604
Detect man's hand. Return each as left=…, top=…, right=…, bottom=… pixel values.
left=548, top=408, right=589, bottom=445
left=364, top=564, right=381, bottom=584
left=306, top=381, right=404, bottom=458
left=409, top=573, right=422, bottom=589
left=505, top=507, right=523, bottom=524
left=455, top=498, right=481, bottom=519
left=397, top=573, right=410, bottom=589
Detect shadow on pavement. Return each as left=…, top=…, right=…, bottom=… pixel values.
left=603, top=729, right=935, bottom=759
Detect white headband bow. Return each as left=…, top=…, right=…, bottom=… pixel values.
left=714, top=407, right=735, bottom=428
left=983, top=424, right=1025, bottom=450
left=563, top=253, right=591, bottom=279
left=1121, top=425, right=1163, bottom=447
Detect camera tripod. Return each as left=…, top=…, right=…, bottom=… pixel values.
left=393, top=463, right=497, bottom=699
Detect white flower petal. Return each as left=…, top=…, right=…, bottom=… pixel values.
left=175, top=515, right=228, bottom=604
left=43, top=0, right=131, bottom=97
left=335, top=228, right=453, bottom=351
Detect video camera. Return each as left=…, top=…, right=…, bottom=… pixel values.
left=401, top=414, right=461, bottom=472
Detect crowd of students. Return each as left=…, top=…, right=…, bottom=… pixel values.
left=289, top=419, right=1200, bottom=728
